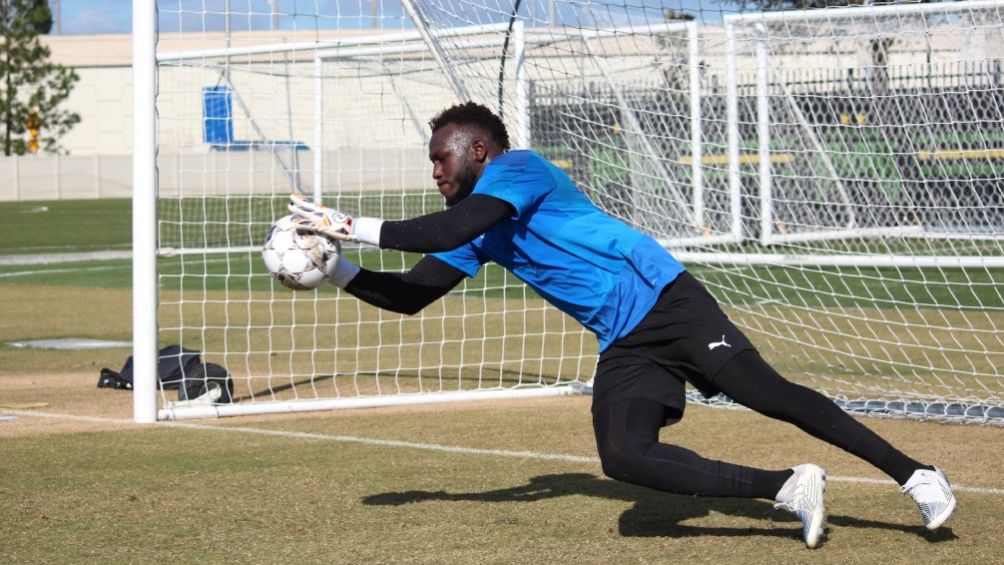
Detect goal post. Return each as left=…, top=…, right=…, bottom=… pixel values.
left=132, top=0, right=158, bottom=423
left=141, top=11, right=592, bottom=421
left=136, top=0, right=1004, bottom=424
left=724, top=0, right=1004, bottom=251
left=371, top=0, right=1004, bottom=422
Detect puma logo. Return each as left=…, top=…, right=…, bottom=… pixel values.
left=708, top=335, right=731, bottom=351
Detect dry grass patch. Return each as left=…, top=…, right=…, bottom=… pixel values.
left=2, top=395, right=1002, bottom=563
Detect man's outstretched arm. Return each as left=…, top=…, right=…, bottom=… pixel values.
left=378, top=194, right=513, bottom=253
left=291, top=193, right=513, bottom=253
left=338, top=255, right=467, bottom=315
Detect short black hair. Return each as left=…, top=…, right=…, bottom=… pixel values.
left=429, top=101, right=510, bottom=151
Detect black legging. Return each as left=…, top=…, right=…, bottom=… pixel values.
left=593, top=350, right=927, bottom=498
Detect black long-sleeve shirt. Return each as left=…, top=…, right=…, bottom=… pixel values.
left=344, top=194, right=513, bottom=314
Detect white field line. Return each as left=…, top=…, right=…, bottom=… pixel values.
left=0, top=256, right=231, bottom=278
left=0, top=264, right=126, bottom=278
left=4, top=408, right=1004, bottom=496
left=0, top=250, right=132, bottom=266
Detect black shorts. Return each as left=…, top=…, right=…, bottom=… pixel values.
left=591, top=271, right=755, bottom=421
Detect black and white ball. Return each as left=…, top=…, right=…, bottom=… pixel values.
left=262, top=214, right=340, bottom=290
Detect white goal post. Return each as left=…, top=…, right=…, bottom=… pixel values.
left=134, top=0, right=1004, bottom=424
left=137, top=15, right=599, bottom=421
left=725, top=0, right=1004, bottom=259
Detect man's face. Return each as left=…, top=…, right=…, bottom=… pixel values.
left=429, top=123, right=482, bottom=207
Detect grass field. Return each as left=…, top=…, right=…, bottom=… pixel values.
left=2, top=198, right=1003, bottom=562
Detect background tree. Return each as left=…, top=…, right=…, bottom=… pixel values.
left=0, top=0, right=79, bottom=156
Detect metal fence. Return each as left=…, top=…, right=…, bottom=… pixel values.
left=530, top=58, right=1004, bottom=233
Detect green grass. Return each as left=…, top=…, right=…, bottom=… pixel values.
left=3, top=197, right=1003, bottom=310
left=3, top=253, right=1000, bottom=311
left=2, top=198, right=1001, bottom=409
left=158, top=193, right=442, bottom=251
left=0, top=195, right=442, bottom=258
left=0, top=250, right=523, bottom=299
left=2, top=395, right=1003, bottom=563
left=3, top=256, right=1000, bottom=310
left=1, top=194, right=1002, bottom=562
left=0, top=199, right=132, bottom=254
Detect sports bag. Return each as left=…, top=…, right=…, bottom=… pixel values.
left=97, top=345, right=232, bottom=403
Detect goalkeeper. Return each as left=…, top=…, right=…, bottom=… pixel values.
left=290, top=102, right=955, bottom=548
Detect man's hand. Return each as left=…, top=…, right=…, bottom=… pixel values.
left=288, top=192, right=359, bottom=243
left=288, top=193, right=385, bottom=246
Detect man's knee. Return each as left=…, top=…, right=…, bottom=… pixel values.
left=596, top=436, right=655, bottom=482
left=593, top=398, right=674, bottom=482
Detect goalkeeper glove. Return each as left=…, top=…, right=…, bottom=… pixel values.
left=288, top=193, right=384, bottom=246
left=326, top=254, right=361, bottom=289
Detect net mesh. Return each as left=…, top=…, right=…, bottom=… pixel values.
left=153, top=0, right=1004, bottom=423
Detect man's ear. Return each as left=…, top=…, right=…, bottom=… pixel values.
left=471, top=139, right=488, bottom=163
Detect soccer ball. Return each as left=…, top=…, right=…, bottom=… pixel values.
left=261, top=214, right=340, bottom=290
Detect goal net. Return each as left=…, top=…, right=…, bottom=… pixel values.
left=146, top=15, right=593, bottom=420
left=138, top=0, right=1004, bottom=424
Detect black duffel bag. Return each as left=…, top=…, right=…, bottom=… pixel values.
left=98, top=345, right=232, bottom=403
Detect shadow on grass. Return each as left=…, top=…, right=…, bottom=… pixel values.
left=363, top=472, right=955, bottom=543
left=231, top=374, right=334, bottom=403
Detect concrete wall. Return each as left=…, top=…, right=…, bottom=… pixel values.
left=0, top=149, right=434, bottom=202
left=0, top=154, right=131, bottom=201
left=1, top=29, right=449, bottom=201
left=1, top=16, right=1000, bottom=201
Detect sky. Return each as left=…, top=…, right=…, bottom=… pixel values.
left=50, top=0, right=732, bottom=35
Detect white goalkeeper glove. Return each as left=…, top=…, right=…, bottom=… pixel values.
left=288, top=193, right=384, bottom=246
left=326, top=254, right=361, bottom=289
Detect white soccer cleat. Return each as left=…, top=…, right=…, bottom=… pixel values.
left=774, top=463, right=827, bottom=548
left=901, top=467, right=957, bottom=530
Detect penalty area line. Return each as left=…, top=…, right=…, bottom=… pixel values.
left=4, top=407, right=1004, bottom=496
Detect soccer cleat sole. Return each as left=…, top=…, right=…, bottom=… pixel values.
left=775, top=464, right=828, bottom=548
left=804, top=481, right=827, bottom=548
left=923, top=494, right=957, bottom=530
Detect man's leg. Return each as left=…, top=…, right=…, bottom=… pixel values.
left=712, top=350, right=958, bottom=530
left=593, top=397, right=792, bottom=498
left=593, top=396, right=828, bottom=546
left=712, top=350, right=927, bottom=486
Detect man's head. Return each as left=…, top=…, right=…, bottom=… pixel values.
left=428, top=102, right=510, bottom=206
